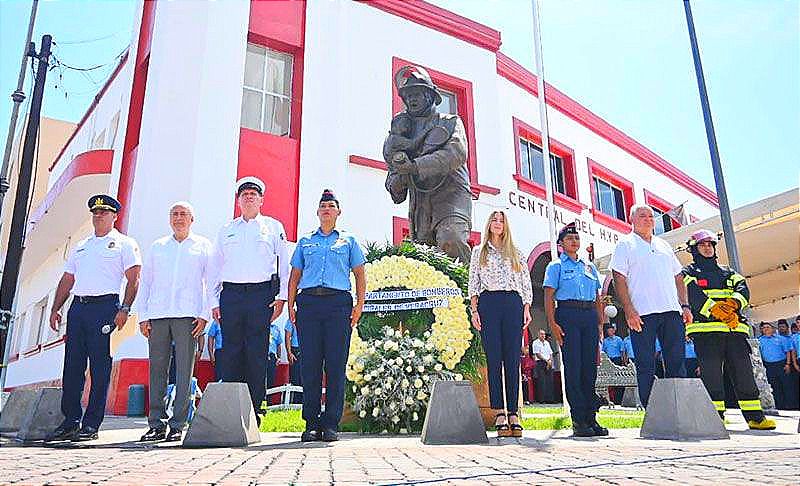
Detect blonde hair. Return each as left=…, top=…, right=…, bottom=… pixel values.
left=479, top=210, right=523, bottom=273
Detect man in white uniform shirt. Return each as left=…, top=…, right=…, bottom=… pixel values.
left=208, top=177, right=290, bottom=421
left=531, top=329, right=554, bottom=403
left=45, top=195, right=141, bottom=442
left=137, top=201, right=212, bottom=442
left=609, top=205, right=693, bottom=407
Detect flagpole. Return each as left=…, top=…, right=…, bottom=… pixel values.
left=682, top=0, right=742, bottom=272
left=530, top=0, right=569, bottom=417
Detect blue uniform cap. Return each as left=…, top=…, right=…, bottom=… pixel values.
left=87, top=194, right=121, bottom=213
left=558, top=222, right=578, bottom=242
left=320, top=188, right=339, bottom=206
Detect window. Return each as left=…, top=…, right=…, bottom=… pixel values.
left=587, top=158, right=635, bottom=233
left=652, top=206, right=673, bottom=235
left=519, top=138, right=566, bottom=195
left=593, top=177, right=627, bottom=221
left=92, top=129, right=106, bottom=149
left=241, top=43, right=293, bottom=136
left=645, top=190, right=682, bottom=235
left=438, top=89, right=458, bottom=116
left=10, top=311, right=27, bottom=357
left=512, top=117, right=583, bottom=214
left=25, top=298, right=47, bottom=350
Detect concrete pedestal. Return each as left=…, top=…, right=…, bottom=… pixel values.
left=16, top=388, right=65, bottom=442
left=640, top=378, right=728, bottom=441
left=421, top=380, right=488, bottom=445
left=183, top=382, right=261, bottom=447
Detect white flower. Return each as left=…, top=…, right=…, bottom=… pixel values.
left=401, top=379, right=410, bottom=389
left=414, top=379, right=423, bottom=388
left=405, top=397, right=414, bottom=405
left=359, top=410, right=367, bottom=418
left=389, top=402, right=396, bottom=410
left=383, top=341, right=394, bottom=351
left=423, top=355, right=434, bottom=364
left=423, top=375, right=430, bottom=382
left=455, top=373, right=463, bottom=381
left=408, top=350, right=416, bottom=358
left=372, top=407, right=380, bottom=417
left=395, top=357, right=403, bottom=366
left=413, top=412, right=419, bottom=421
left=417, top=390, right=427, bottom=400
left=392, top=415, right=400, bottom=424
left=417, top=366, right=425, bottom=373
left=400, top=428, right=408, bottom=434
left=434, top=363, right=443, bottom=372
left=406, top=366, right=412, bottom=373
left=364, top=374, right=372, bottom=382
left=361, top=387, right=370, bottom=396
left=374, top=387, right=382, bottom=396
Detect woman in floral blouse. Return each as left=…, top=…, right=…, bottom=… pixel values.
left=469, top=211, right=533, bottom=437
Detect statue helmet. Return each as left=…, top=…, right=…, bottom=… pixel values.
left=687, top=229, right=718, bottom=249
left=394, top=65, right=443, bottom=106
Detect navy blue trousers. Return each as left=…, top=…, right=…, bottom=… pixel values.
left=632, top=311, right=686, bottom=407
left=219, top=282, right=273, bottom=413
left=556, top=306, right=599, bottom=423
left=478, top=291, right=523, bottom=413
left=61, top=297, right=118, bottom=429
left=764, top=360, right=787, bottom=409
left=296, top=291, right=352, bottom=430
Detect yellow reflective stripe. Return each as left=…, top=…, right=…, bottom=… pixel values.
left=738, top=399, right=762, bottom=411
left=700, top=298, right=716, bottom=318
left=729, top=273, right=746, bottom=285
left=704, top=289, right=734, bottom=298
left=686, top=322, right=752, bottom=335
left=730, top=291, right=749, bottom=310
left=684, top=275, right=698, bottom=286
left=712, top=400, right=726, bottom=411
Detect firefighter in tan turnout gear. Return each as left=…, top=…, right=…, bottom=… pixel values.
left=682, top=229, right=775, bottom=430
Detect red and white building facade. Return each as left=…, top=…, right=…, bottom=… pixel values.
left=5, top=0, right=719, bottom=412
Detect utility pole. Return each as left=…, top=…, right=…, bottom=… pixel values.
left=0, top=0, right=39, bottom=220
left=0, top=34, right=52, bottom=378
left=683, top=0, right=742, bottom=272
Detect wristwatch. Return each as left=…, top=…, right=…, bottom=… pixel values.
left=118, top=304, right=131, bottom=313
left=680, top=304, right=691, bottom=310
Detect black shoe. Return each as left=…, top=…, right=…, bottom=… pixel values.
left=572, top=422, right=594, bottom=438
left=255, top=413, right=262, bottom=428
left=44, top=423, right=79, bottom=442
left=73, top=425, right=99, bottom=442
left=320, top=428, right=339, bottom=442
left=300, top=429, right=320, bottom=442
left=588, top=419, right=609, bottom=437
left=164, top=427, right=183, bottom=442
left=139, top=427, right=166, bottom=442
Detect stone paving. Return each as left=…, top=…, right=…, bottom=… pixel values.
left=1, top=412, right=798, bottom=485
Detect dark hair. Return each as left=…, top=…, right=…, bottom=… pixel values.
left=777, top=319, right=788, bottom=326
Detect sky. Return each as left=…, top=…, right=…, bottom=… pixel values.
left=0, top=0, right=797, bottom=208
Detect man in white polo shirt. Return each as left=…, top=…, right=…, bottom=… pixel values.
left=137, top=201, right=212, bottom=442
left=609, top=205, right=692, bottom=407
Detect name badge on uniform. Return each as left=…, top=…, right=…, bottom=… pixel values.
left=108, top=241, right=116, bottom=249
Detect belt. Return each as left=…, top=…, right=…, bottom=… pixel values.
left=557, top=299, right=595, bottom=309
left=302, top=286, right=347, bottom=296
left=75, top=294, right=118, bottom=304
left=223, top=281, right=270, bottom=291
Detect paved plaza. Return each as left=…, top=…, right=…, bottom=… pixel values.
left=1, top=411, right=798, bottom=486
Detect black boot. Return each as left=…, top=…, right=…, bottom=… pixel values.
left=572, top=421, right=594, bottom=437
left=587, top=415, right=609, bottom=437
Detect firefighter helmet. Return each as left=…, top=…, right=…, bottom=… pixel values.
left=687, top=229, right=718, bottom=248
left=394, top=65, right=443, bottom=106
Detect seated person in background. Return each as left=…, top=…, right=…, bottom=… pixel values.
left=521, top=346, right=535, bottom=405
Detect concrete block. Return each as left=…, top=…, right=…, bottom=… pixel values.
left=621, top=387, right=642, bottom=409
left=421, top=380, right=488, bottom=445
left=16, top=388, right=65, bottom=442
left=640, top=378, right=728, bottom=441
left=183, top=382, right=260, bottom=447
left=0, top=389, right=39, bottom=434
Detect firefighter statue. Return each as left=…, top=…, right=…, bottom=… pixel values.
left=682, top=229, right=776, bottom=430
left=383, top=65, right=472, bottom=263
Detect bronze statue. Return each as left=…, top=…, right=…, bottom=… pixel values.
left=383, top=65, right=472, bottom=263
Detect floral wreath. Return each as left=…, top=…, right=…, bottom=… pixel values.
left=345, top=242, right=482, bottom=433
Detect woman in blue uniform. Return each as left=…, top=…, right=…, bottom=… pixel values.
left=543, top=223, right=607, bottom=438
